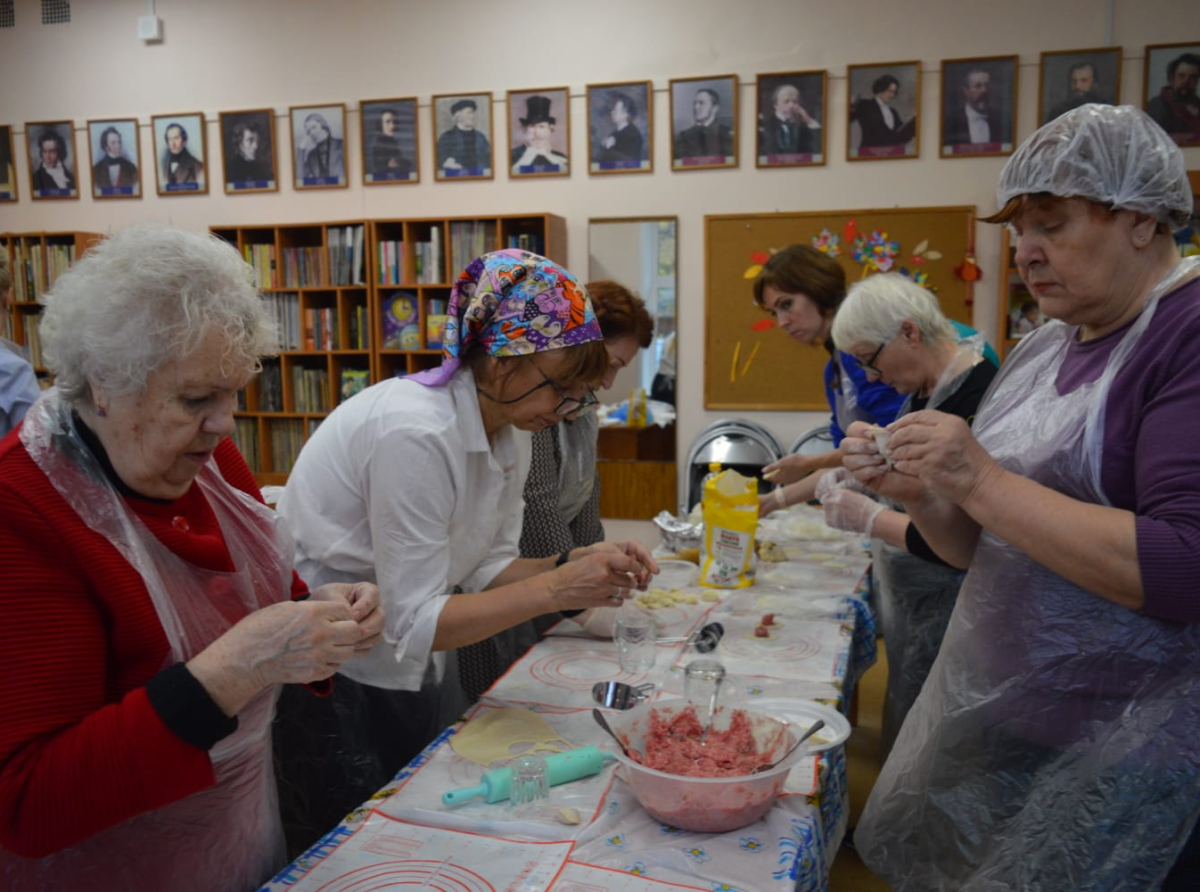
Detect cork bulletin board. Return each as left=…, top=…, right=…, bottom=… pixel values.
left=705, top=206, right=976, bottom=410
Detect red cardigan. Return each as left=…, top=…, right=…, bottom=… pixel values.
left=0, top=433, right=306, bottom=857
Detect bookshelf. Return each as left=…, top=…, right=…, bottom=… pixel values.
left=216, top=212, right=565, bottom=484
left=1, top=230, right=102, bottom=379
left=212, top=221, right=372, bottom=485
left=371, top=213, right=566, bottom=380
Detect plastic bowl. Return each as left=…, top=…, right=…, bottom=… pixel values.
left=606, top=700, right=801, bottom=832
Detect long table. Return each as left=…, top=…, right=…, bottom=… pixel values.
left=260, top=506, right=873, bottom=892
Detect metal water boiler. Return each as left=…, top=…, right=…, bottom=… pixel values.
left=681, top=419, right=783, bottom=515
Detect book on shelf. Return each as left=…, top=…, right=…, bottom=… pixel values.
left=328, top=225, right=366, bottom=286
left=269, top=419, right=305, bottom=475
left=349, top=304, right=369, bottom=350
left=415, top=227, right=443, bottom=284
left=506, top=232, right=544, bottom=256
left=283, top=246, right=328, bottom=287
left=25, top=315, right=44, bottom=368
left=258, top=359, right=283, bottom=412
left=303, top=307, right=339, bottom=350
left=231, top=418, right=261, bottom=473
left=377, top=239, right=404, bottom=285
left=244, top=244, right=278, bottom=289
left=263, top=292, right=301, bottom=350
left=290, top=365, right=330, bottom=413
left=340, top=368, right=369, bottom=402
left=381, top=291, right=420, bottom=350
left=44, top=245, right=75, bottom=290
left=449, top=220, right=496, bottom=278
left=425, top=297, right=449, bottom=351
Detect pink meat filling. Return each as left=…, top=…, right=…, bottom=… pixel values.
left=634, top=706, right=765, bottom=777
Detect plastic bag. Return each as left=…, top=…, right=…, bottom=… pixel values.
left=700, top=469, right=758, bottom=588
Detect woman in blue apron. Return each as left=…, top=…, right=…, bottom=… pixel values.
left=847, top=105, right=1200, bottom=890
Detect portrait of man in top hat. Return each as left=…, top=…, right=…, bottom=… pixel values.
left=507, top=88, right=570, bottom=178
left=433, top=92, right=493, bottom=181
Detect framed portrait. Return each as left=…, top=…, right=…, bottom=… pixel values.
left=290, top=103, right=348, bottom=190
left=26, top=120, right=79, bottom=200
left=360, top=97, right=419, bottom=185
left=219, top=108, right=278, bottom=194
left=507, top=86, right=570, bottom=178
left=755, top=70, right=827, bottom=168
left=670, top=74, right=738, bottom=170
left=847, top=61, right=920, bottom=161
left=0, top=126, right=17, bottom=202
left=1143, top=42, right=1200, bottom=147
left=86, top=117, right=142, bottom=199
left=586, top=80, right=652, bottom=175
left=151, top=112, right=208, bottom=196
left=1038, top=46, right=1121, bottom=126
left=432, top=92, right=493, bottom=182
left=939, top=55, right=1018, bottom=158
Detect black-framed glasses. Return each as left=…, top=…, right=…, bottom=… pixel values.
left=854, top=341, right=888, bottom=375
left=478, top=360, right=600, bottom=417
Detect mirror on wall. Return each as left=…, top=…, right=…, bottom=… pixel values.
left=587, top=216, right=677, bottom=405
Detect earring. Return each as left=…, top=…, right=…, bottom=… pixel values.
left=95, top=405, right=107, bottom=417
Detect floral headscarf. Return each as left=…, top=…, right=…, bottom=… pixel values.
left=411, top=248, right=602, bottom=386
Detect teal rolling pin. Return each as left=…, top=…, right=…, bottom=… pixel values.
left=442, top=745, right=614, bottom=806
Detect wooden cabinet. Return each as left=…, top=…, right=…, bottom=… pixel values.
left=1, top=230, right=101, bottom=378
left=596, top=424, right=677, bottom=519
left=213, top=213, right=566, bottom=485
left=994, top=227, right=1035, bottom=362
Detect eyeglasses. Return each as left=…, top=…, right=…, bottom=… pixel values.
left=854, top=341, right=889, bottom=375
left=478, top=359, right=600, bottom=417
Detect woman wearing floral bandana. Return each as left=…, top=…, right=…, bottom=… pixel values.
left=273, top=250, right=659, bottom=853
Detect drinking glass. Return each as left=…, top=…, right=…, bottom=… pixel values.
left=613, top=611, right=657, bottom=675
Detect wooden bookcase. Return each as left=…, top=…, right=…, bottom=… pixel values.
left=1, top=230, right=102, bottom=379
left=211, top=221, right=372, bottom=485
left=214, top=212, right=565, bottom=484
left=370, top=213, right=567, bottom=379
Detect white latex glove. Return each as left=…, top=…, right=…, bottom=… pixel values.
left=815, top=467, right=870, bottom=503
left=822, top=487, right=886, bottom=536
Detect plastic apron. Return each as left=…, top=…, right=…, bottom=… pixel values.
left=858, top=260, right=1200, bottom=891
left=870, top=343, right=984, bottom=759
left=7, top=391, right=292, bottom=892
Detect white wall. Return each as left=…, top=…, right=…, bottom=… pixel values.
left=1, top=0, right=1196, bottom=471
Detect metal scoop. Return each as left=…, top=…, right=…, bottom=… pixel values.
left=592, top=680, right=654, bottom=710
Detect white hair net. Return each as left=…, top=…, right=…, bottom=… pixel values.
left=996, top=104, right=1193, bottom=229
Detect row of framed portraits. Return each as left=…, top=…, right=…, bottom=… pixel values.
left=2, top=41, right=1197, bottom=203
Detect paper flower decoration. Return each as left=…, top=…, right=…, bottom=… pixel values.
left=908, top=239, right=943, bottom=266
left=853, top=230, right=900, bottom=273
left=955, top=254, right=982, bottom=281
left=843, top=219, right=858, bottom=243
left=811, top=229, right=841, bottom=256
left=898, top=267, right=931, bottom=287
left=742, top=249, right=776, bottom=280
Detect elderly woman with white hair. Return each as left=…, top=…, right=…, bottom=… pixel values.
left=819, top=272, right=996, bottom=761
left=847, top=106, right=1200, bottom=890
left=0, top=226, right=382, bottom=891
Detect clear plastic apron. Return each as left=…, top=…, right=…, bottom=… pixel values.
left=859, top=260, right=1200, bottom=891
left=870, top=344, right=985, bottom=758
left=5, top=391, right=293, bottom=891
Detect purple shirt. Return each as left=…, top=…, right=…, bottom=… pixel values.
left=1055, top=274, right=1200, bottom=622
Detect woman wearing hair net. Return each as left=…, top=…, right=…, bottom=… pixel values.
left=846, top=105, right=1200, bottom=889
